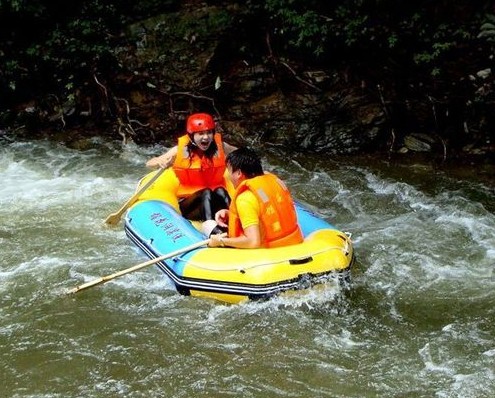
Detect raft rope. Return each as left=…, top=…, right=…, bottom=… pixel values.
left=181, top=245, right=349, bottom=273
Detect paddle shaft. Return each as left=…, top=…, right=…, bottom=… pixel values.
left=104, top=167, right=166, bottom=226
left=68, top=239, right=210, bottom=294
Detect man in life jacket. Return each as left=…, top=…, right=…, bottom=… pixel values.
left=147, top=113, right=236, bottom=224
left=206, top=147, right=303, bottom=249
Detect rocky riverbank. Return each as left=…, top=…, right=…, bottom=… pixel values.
left=3, top=3, right=494, bottom=165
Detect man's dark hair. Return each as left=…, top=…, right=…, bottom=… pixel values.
left=226, top=147, right=264, bottom=178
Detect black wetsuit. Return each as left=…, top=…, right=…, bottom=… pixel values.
left=178, top=187, right=230, bottom=222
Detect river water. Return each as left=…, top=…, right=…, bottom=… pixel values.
left=1, top=137, right=494, bottom=398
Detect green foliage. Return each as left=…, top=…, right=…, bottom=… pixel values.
left=0, top=0, right=180, bottom=108
left=247, top=0, right=492, bottom=81
left=1, top=0, right=494, bottom=120
left=263, top=0, right=331, bottom=55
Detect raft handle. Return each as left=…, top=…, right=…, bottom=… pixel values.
left=290, top=256, right=313, bottom=265
left=338, top=234, right=351, bottom=256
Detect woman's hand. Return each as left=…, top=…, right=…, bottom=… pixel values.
left=215, top=209, right=229, bottom=227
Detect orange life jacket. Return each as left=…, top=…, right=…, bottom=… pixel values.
left=228, top=173, right=303, bottom=248
left=173, top=133, right=226, bottom=198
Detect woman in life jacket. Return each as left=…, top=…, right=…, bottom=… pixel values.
left=206, top=147, right=303, bottom=249
left=146, top=113, right=236, bottom=229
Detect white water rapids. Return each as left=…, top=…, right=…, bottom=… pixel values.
left=1, top=138, right=494, bottom=397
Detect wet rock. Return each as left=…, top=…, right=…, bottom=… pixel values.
left=403, top=133, right=438, bottom=152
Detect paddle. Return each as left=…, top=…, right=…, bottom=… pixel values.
left=68, top=239, right=210, bottom=294
left=104, top=167, right=166, bottom=226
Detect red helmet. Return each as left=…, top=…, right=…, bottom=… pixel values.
left=186, top=113, right=215, bottom=133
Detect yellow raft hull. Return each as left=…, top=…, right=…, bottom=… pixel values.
left=180, top=229, right=353, bottom=304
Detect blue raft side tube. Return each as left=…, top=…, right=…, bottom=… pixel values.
left=125, top=200, right=206, bottom=274
left=294, top=201, right=338, bottom=237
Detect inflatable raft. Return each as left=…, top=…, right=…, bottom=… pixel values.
left=124, top=169, right=354, bottom=304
